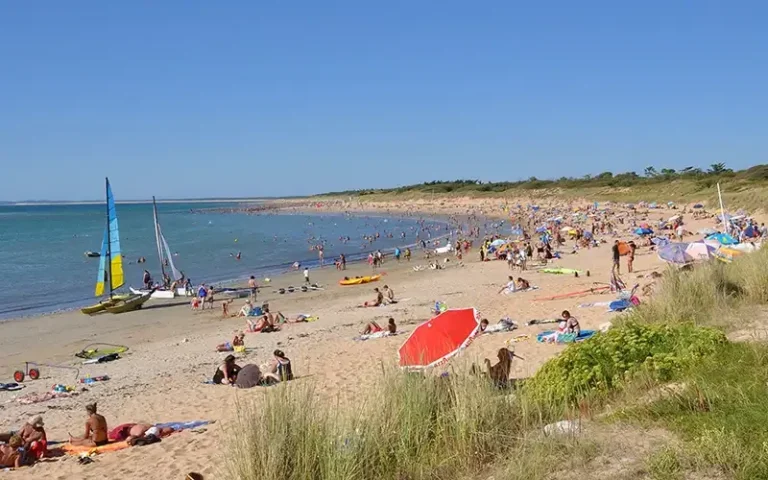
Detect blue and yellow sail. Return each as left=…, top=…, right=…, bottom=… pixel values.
left=95, top=179, right=125, bottom=296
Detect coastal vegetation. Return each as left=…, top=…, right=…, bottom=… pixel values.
left=227, top=248, right=768, bottom=480
left=319, top=163, right=768, bottom=208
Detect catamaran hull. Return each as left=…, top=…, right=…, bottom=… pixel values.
left=105, top=292, right=152, bottom=314
left=80, top=294, right=132, bottom=315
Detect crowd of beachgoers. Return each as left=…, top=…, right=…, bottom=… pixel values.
left=0, top=195, right=762, bottom=479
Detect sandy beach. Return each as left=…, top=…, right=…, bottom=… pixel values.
left=0, top=198, right=747, bottom=479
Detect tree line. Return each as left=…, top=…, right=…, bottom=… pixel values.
left=322, top=163, right=768, bottom=197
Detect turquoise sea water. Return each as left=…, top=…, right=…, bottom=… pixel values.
left=0, top=203, right=447, bottom=319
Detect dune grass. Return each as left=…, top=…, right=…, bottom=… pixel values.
left=226, top=248, right=768, bottom=480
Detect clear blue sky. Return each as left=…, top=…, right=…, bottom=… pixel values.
left=2, top=2, right=767, bottom=201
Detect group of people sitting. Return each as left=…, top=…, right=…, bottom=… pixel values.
left=365, top=285, right=396, bottom=307
left=213, top=350, right=294, bottom=387
left=498, top=276, right=530, bottom=294
left=0, top=415, right=46, bottom=468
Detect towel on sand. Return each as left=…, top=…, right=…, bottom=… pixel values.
left=355, top=331, right=402, bottom=341
left=536, top=330, right=597, bottom=344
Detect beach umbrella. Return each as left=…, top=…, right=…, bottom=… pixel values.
left=651, top=237, right=670, bottom=247
left=489, top=239, right=506, bottom=247
left=706, top=233, right=738, bottom=245
left=658, top=243, right=693, bottom=265
left=715, top=246, right=743, bottom=263
left=398, top=308, right=480, bottom=369
left=685, top=242, right=716, bottom=261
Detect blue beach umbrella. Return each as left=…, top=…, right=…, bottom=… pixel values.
left=658, top=243, right=693, bottom=265
left=706, top=233, right=738, bottom=245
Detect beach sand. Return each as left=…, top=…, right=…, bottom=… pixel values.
left=0, top=199, right=740, bottom=479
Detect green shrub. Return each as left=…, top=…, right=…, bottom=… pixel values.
left=524, top=322, right=727, bottom=405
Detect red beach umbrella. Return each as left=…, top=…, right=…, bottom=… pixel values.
left=398, top=308, right=480, bottom=369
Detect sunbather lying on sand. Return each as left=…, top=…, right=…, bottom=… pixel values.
left=361, top=318, right=397, bottom=335
left=69, top=403, right=109, bottom=447
left=216, top=332, right=245, bottom=352
left=479, top=318, right=517, bottom=334
left=125, top=424, right=175, bottom=446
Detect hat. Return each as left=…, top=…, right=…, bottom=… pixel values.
left=28, top=415, right=44, bottom=428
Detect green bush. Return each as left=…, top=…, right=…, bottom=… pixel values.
left=524, top=322, right=727, bottom=405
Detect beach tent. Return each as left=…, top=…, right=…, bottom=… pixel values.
left=398, top=308, right=480, bottom=369
left=743, top=225, right=759, bottom=239
left=706, top=233, right=738, bottom=245
left=634, top=227, right=653, bottom=236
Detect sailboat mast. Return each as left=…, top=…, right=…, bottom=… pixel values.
left=105, top=178, right=113, bottom=298
left=153, top=196, right=167, bottom=278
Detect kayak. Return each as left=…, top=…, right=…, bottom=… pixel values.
left=339, top=274, right=382, bottom=286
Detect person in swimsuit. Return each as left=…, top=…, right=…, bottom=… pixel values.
left=360, top=317, right=396, bottom=335
left=18, top=415, right=47, bottom=460
left=69, top=403, right=109, bottom=447
left=0, top=436, right=22, bottom=469
left=213, top=355, right=241, bottom=385
left=562, top=310, right=581, bottom=336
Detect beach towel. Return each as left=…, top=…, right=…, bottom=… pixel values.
left=541, top=268, right=581, bottom=275
left=61, top=441, right=130, bottom=456
left=536, top=330, right=597, bottom=344
left=503, top=286, right=538, bottom=294
left=356, top=331, right=402, bottom=341
left=578, top=301, right=612, bottom=308
left=0, top=383, right=23, bottom=391
left=153, top=420, right=212, bottom=432
left=16, top=390, right=78, bottom=405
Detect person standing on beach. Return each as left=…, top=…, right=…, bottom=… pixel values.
left=627, top=241, right=636, bottom=273
left=318, top=247, right=324, bottom=266
left=248, top=276, right=258, bottom=301
left=303, top=267, right=310, bottom=284
left=612, top=240, right=621, bottom=275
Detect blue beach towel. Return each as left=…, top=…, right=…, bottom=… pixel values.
left=536, top=330, right=597, bottom=344
left=154, top=420, right=213, bottom=431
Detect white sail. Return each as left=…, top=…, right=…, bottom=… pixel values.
left=160, top=229, right=182, bottom=280
left=153, top=197, right=183, bottom=281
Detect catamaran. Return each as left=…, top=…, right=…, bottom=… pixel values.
left=81, top=178, right=151, bottom=315
left=130, top=197, right=186, bottom=299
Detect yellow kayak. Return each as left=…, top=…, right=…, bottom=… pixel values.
left=339, top=274, right=382, bottom=286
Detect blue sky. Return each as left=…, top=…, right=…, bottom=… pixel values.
left=1, top=2, right=766, bottom=201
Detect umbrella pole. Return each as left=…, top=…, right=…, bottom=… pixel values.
left=717, top=182, right=729, bottom=236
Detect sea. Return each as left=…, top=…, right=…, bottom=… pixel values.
left=0, top=203, right=449, bottom=320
